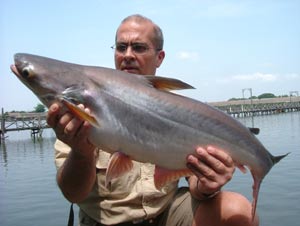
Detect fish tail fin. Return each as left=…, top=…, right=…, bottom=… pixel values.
left=251, top=177, right=261, bottom=221
left=272, top=152, right=290, bottom=165
left=250, top=152, right=290, bottom=221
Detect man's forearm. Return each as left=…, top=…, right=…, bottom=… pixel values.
left=57, top=148, right=96, bottom=203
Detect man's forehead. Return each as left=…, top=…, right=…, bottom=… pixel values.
left=116, top=20, right=154, bottom=42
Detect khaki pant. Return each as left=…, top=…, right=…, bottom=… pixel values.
left=79, top=187, right=200, bottom=226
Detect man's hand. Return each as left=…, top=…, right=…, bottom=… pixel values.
left=186, top=146, right=235, bottom=200
left=47, top=102, right=95, bottom=155
left=47, top=102, right=97, bottom=202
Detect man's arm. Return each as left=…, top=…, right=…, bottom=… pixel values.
left=186, top=146, right=235, bottom=200
left=47, top=103, right=96, bottom=203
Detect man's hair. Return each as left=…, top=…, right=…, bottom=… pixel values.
left=116, top=14, right=164, bottom=51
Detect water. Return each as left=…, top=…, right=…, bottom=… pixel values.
left=226, top=112, right=300, bottom=226
left=0, top=130, right=79, bottom=226
left=1, top=112, right=299, bottom=226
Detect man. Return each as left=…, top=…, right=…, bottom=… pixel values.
left=47, top=14, right=259, bottom=226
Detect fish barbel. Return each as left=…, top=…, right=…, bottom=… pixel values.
left=11, top=53, right=288, bottom=218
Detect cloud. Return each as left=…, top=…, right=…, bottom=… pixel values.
left=193, top=1, right=250, bottom=18
left=176, top=51, right=199, bottom=61
left=259, top=62, right=275, bottom=68
left=216, top=72, right=300, bottom=84
left=283, top=73, right=300, bottom=80
left=232, top=72, right=278, bottom=82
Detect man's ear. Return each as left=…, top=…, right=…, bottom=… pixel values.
left=156, top=50, right=165, bottom=68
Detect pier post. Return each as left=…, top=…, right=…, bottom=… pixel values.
left=0, top=108, right=5, bottom=143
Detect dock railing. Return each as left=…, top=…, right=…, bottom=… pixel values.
left=210, top=96, right=300, bottom=117
left=0, top=108, right=50, bottom=142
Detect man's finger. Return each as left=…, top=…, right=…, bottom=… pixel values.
left=206, top=146, right=234, bottom=168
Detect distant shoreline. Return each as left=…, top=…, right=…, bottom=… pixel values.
left=209, top=96, right=300, bottom=107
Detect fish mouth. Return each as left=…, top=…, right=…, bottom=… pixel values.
left=10, top=64, right=21, bottom=77
left=10, top=63, right=56, bottom=106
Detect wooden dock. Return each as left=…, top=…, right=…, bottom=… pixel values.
left=210, top=96, right=300, bottom=117
left=0, top=108, right=50, bottom=142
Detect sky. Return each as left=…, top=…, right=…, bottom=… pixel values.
left=1, top=0, right=299, bottom=111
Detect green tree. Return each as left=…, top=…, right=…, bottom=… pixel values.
left=34, top=103, right=46, bottom=112
left=258, top=93, right=276, bottom=99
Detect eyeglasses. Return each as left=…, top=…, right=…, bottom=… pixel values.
left=111, top=42, right=161, bottom=55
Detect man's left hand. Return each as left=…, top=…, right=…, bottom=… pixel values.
left=186, top=146, right=235, bottom=200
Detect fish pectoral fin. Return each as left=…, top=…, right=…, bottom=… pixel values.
left=61, top=98, right=99, bottom=128
left=145, top=76, right=195, bottom=91
left=154, top=166, right=193, bottom=190
left=105, top=152, right=133, bottom=187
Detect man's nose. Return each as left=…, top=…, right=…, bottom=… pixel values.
left=124, top=46, right=135, bottom=58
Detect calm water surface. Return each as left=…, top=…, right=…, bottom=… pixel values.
left=0, top=112, right=299, bottom=226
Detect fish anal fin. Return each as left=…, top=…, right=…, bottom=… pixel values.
left=146, top=76, right=195, bottom=91
left=236, top=163, right=248, bottom=174
left=61, top=98, right=99, bottom=128
left=105, top=152, right=133, bottom=187
left=154, top=166, right=193, bottom=190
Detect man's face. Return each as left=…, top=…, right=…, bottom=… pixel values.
left=114, top=20, right=165, bottom=76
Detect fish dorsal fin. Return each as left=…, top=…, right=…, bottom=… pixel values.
left=248, top=127, right=260, bottom=135
left=145, top=76, right=195, bottom=91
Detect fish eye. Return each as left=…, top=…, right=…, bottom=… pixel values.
left=22, top=65, right=35, bottom=78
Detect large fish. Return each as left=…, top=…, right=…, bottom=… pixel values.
left=11, top=53, right=288, bottom=218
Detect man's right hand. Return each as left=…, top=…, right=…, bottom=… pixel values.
left=47, top=102, right=95, bottom=156
left=47, top=102, right=97, bottom=202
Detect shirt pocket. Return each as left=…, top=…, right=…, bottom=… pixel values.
left=95, top=150, right=141, bottom=199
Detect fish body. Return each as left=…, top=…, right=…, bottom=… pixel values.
left=11, top=53, right=288, bottom=217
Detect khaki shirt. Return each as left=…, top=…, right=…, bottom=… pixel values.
left=54, top=139, right=178, bottom=225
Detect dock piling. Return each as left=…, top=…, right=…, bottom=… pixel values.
left=0, top=109, right=49, bottom=141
